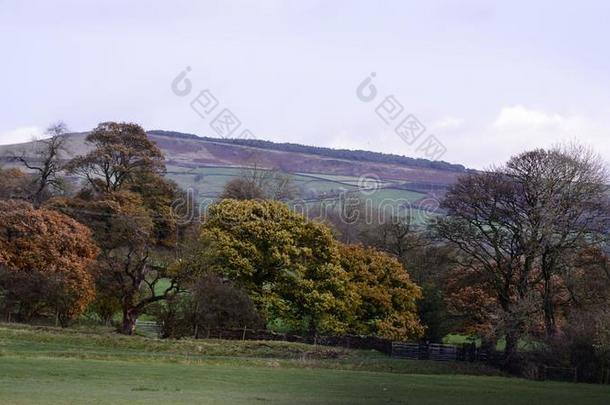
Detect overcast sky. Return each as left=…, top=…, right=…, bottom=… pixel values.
left=1, top=0, right=609, bottom=169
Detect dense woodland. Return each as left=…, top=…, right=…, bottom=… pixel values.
left=1, top=121, right=609, bottom=381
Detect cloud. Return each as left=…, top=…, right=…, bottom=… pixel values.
left=435, top=106, right=610, bottom=169
left=433, top=116, right=463, bottom=130
left=0, top=126, right=44, bottom=146
left=493, top=105, right=566, bottom=129
left=491, top=105, right=607, bottom=149
left=481, top=106, right=609, bottom=168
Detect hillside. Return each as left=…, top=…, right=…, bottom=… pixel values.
left=0, top=130, right=466, bottom=218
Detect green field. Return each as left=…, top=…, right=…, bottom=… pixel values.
left=164, top=165, right=436, bottom=225
left=165, top=166, right=426, bottom=205
left=165, top=166, right=360, bottom=200
left=1, top=324, right=609, bottom=404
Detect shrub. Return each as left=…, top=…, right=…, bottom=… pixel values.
left=153, top=274, right=263, bottom=339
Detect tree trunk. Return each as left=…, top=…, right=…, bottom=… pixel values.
left=121, top=308, right=138, bottom=335
left=503, top=330, right=520, bottom=373
left=480, top=334, right=496, bottom=353
left=542, top=277, right=557, bottom=336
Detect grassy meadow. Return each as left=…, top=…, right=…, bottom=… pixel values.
left=1, top=323, right=609, bottom=404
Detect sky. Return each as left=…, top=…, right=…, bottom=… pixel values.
left=1, top=0, right=609, bottom=169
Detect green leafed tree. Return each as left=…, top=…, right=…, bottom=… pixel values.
left=191, top=199, right=358, bottom=336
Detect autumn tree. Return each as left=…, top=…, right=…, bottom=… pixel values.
left=191, top=199, right=358, bottom=336
left=0, top=201, right=98, bottom=325
left=566, top=247, right=610, bottom=308
left=338, top=244, right=423, bottom=340
left=356, top=213, right=454, bottom=342
left=56, top=122, right=185, bottom=334
left=443, top=265, right=501, bottom=348
left=0, top=167, right=30, bottom=200
left=66, top=122, right=165, bottom=193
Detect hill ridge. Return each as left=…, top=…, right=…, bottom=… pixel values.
left=147, top=130, right=466, bottom=173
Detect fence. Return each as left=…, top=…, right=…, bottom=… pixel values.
left=137, top=323, right=491, bottom=363
left=135, top=320, right=161, bottom=336
left=136, top=322, right=610, bottom=384
left=539, top=366, right=577, bottom=383
left=391, top=342, right=485, bottom=362
left=160, top=325, right=394, bottom=354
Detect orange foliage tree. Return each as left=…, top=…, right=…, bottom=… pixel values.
left=0, top=201, right=98, bottom=325
left=338, top=244, right=424, bottom=340
left=57, top=122, right=187, bottom=334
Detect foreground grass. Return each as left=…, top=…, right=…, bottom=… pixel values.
left=0, top=323, right=609, bottom=404
left=0, top=323, right=499, bottom=376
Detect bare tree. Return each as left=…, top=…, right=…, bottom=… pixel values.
left=220, top=177, right=266, bottom=200
left=220, top=165, right=296, bottom=201
left=433, top=170, right=534, bottom=368
left=13, top=122, right=69, bottom=205
left=505, top=145, right=609, bottom=335
left=434, top=144, right=609, bottom=367
left=361, top=215, right=426, bottom=262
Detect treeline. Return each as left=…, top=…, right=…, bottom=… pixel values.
left=1, top=121, right=609, bottom=382
left=148, top=130, right=467, bottom=172
left=0, top=122, right=423, bottom=341
left=220, top=140, right=610, bottom=380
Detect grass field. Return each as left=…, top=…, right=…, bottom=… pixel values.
left=165, top=166, right=361, bottom=200
left=1, top=324, right=609, bottom=404
left=164, top=166, right=428, bottom=210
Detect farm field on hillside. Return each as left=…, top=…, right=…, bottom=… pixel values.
left=165, top=166, right=360, bottom=200
left=164, top=166, right=430, bottom=217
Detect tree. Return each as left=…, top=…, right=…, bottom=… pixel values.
left=219, top=167, right=296, bottom=201
left=49, top=188, right=183, bottom=334
left=433, top=170, right=534, bottom=367
left=13, top=122, right=69, bottom=205
left=57, top=122, right=185, bottom=334
left=0, top=167, right=29, bottom=200
left=338, top=244, right=423, bottom=340
left=407, top=244, right=456, bottom=342
left=566, top=247, right=610, bottom=308
left=443, top=265, right=501, bottom=347
left=360, top=215, right=425, bottom=264
left=66, top=122, right=164, bottom=193
left=0, top=201, right=98, bottom=325
left=153, top=273, right=263, bottom=339
left=354, top=210, right=457, bottom=342
left=434, top=145, right=609, bottom=367
left=193, top=199, right=358, bottom=336
left=504, top=145, right=609, bottom=335
left=220, top=177, right=266, bottom=200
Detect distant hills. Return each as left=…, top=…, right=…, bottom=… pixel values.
left=0, top=130, right=469, bottom=213
left=148, top=130, right=466, bottom=173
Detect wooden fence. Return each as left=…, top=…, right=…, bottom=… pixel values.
left=135, top=320, right=161, bottom=336
left=391, top=342, right=484, bottom=362
left=140, top=321, right=493, bottom=364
